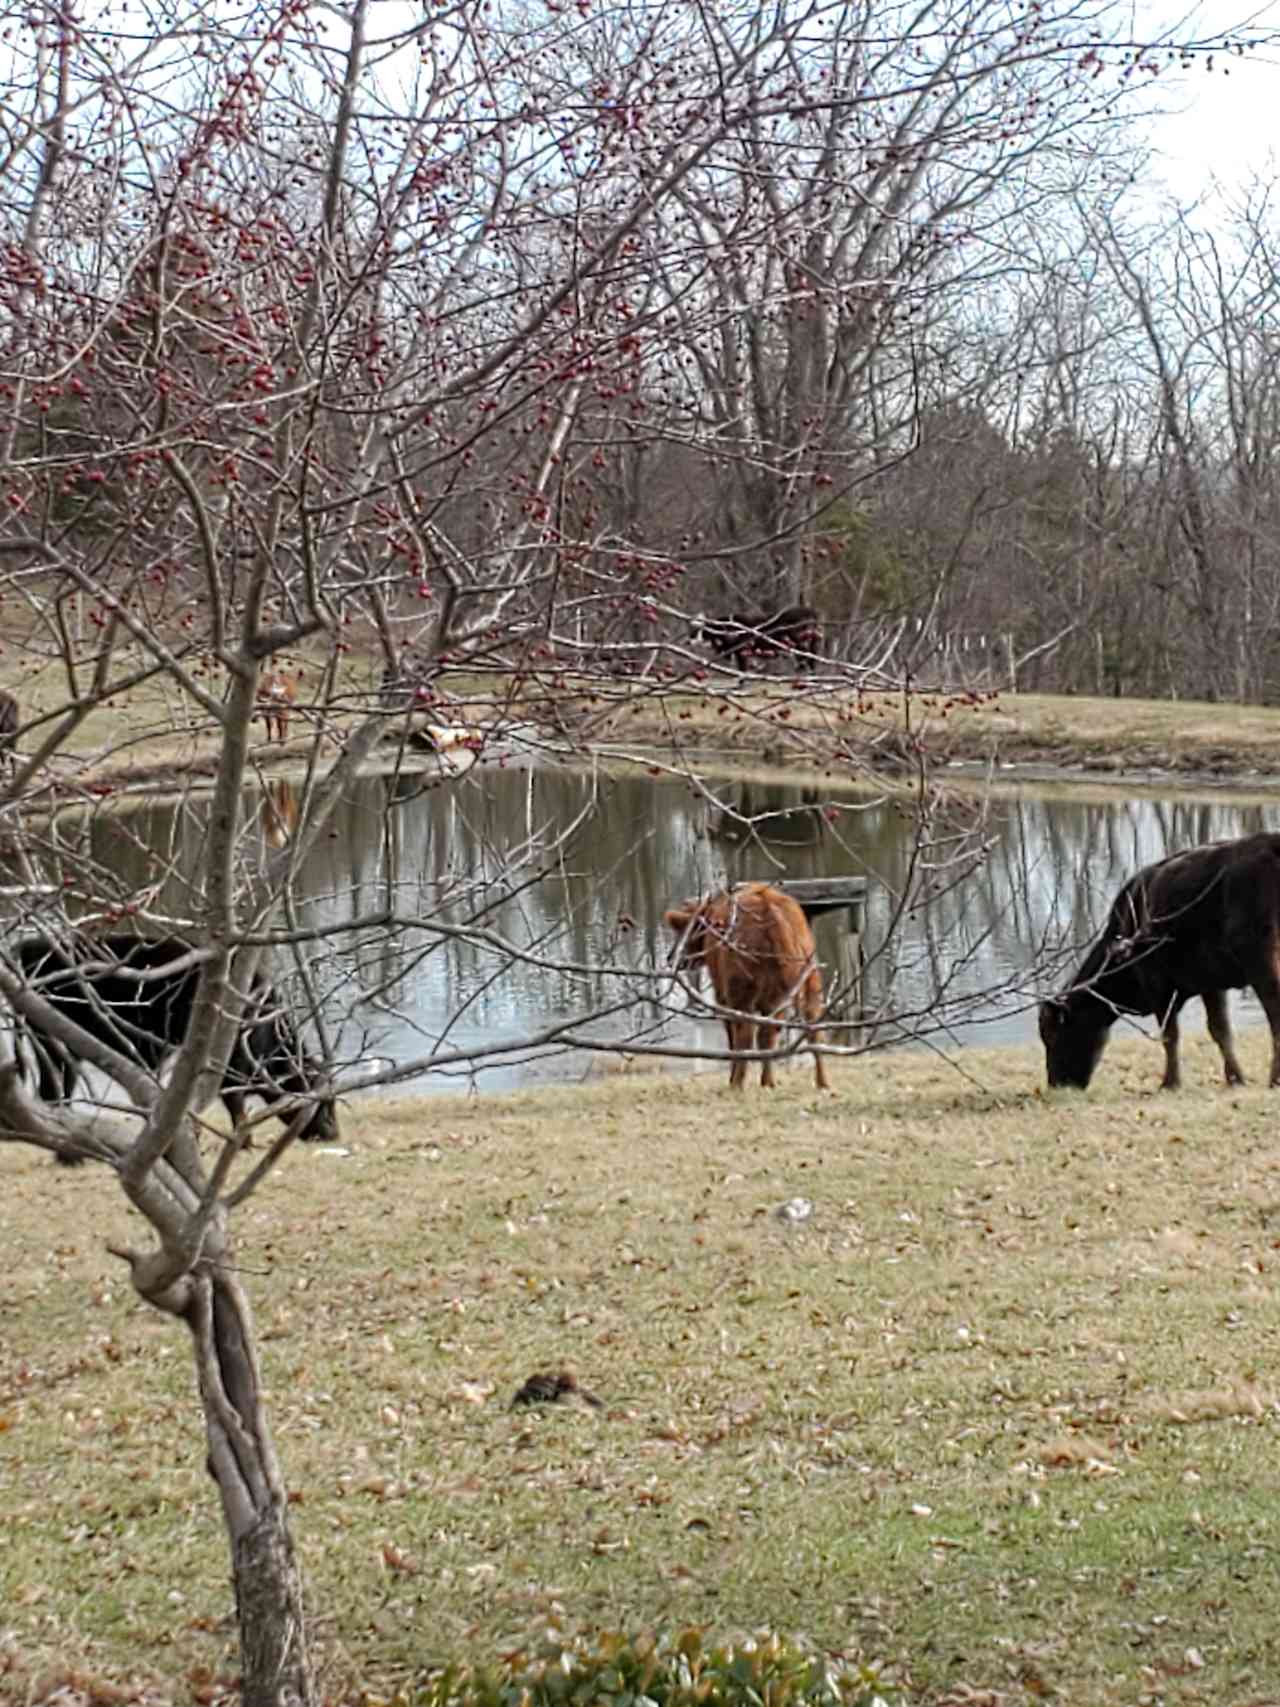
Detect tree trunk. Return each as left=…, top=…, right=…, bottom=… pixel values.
left=233, top=1511, right=312, bottom=1707
left=188, top=1261, right=314, bottom=1707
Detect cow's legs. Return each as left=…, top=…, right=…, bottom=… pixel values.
left=801, top=970, right=830, bottom=1091
left=221, top=1086, right=257, bottom=1145
left=724, top=1019, right=749, bottom=1089
left=756, top=1019, right=779, bottom=1088
left=29, top=1030, right=77, bottom=1103
left=1202, top=989, right=1246, bottom=1085
left=1250, top=970, right=1280, bottom=1086
left=1159, top=1000, right=1185, bottom=1089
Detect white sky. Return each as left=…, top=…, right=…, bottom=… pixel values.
left=1141, top=3, right=1280, bottom=201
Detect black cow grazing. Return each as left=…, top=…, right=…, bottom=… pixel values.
left=695, top=614, right=755, bottom=670
left=8, top=934, right=338, bottom=1158
left=695, top=605, right=822, bottom=673
left=0, top=689, right=17, bottom=774
left=1039, top=832, right=1280, bottom=1092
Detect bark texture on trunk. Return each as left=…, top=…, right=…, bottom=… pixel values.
left=190, top=1260, right=314, bottom=1707
left=233, top=1509, right=312, bottom=1707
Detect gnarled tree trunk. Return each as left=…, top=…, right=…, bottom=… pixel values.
left=114, top=1234, right=314, bottom=1707
left=188, top=1261, right=313, bottom=1707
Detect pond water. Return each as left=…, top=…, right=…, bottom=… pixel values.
left=15, top=758, right=1279, bottom=1096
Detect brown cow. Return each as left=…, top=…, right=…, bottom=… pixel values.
left=260, top=777, right=300, bottom=848
left=664, top=881, right=830, bottom=1090
left=1040, top=831, right=1280, bottom=1092
left=256, top=670, right=298, bottom=742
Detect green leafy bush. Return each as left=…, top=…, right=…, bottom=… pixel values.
left=405, top=1628, right=892, bottom=1707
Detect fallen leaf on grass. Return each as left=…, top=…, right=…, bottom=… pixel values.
left=646, top=1421, right=689, bottom=1445
left=380, top=1542, right=419, bottom=1577
left=450, top=1381, right=495, bottom=1406
left=31, top=1670, right=139, bottom=1705
left=589, top=1528, right=629, bottom=1554
left=1037, top=1434, right=1120, bottom=1473
left=357, top=1476, right=406, bottom=1500
left=1147, top=1383, right=1268, bottom=1423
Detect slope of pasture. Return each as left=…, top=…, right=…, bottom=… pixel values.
left=9, top=634, right=1280, bottom=793
left=4, top=1036, right=1280, bottom=1704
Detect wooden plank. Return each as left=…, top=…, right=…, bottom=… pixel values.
left=797, top=897, right=865, bottom=922
left=757, top=876, right=868, bottom=923
left=768, top=877, right=867, bottom=902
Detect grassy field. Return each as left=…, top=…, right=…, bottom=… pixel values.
left=5, top=1033, right=1280, bottom=1705
left=6, top=653, right=1280, bottom=1704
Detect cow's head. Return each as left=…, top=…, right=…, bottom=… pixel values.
left=239, top=1001, right=340, bottom=1143
left=291, top=1056, right=340, bottom=1142
left=1038, top=993, right=1107, bottom=1089
left=664, top=900, right=710, bottom=978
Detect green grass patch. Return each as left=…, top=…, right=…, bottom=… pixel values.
left=5, top=1033, right=1280, bottom=1701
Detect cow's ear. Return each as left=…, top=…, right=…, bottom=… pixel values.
left=664, top=907, right=693, bottom=934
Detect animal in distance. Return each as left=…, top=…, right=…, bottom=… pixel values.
left=1039, top=831, right=1280, bottom=1091
left=694, top=605, right=822, bottom=673
left=664, top=881, right=829, bottom=1090
left=0, top=688, right=18, bottom=774
left=7, top=933, right=339, bottom=1157
left=256, top=669, right=298, bottom=742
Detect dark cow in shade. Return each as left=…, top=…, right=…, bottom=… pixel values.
left=8, top=933, right=338, bottom=1157
left=695, top=604, right=822, bottom=673
left=0, top=689, right=17, bottom=774
left=1039, top=832, right=1280, bottom=1092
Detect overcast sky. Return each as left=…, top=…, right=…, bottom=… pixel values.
left=1142, top=2, right=1280, bottom=200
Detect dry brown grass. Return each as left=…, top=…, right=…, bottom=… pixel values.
left=596, top=681, right=1280, bottom=780
left=5, top=1030, right=1280, bottom=1704
left=8, top=634, right=1280, bottom=796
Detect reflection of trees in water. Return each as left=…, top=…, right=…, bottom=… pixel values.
left=290, top=768, right=709, bottom=1069
left=900, top=795, right=1277, bottom=1040
left=704, top=783, right=827, bottom=856
left=2, top=780, right=309, bottom=940
left=5, top=770, right=1277, bottom=1083
left=316, top=773, right=1279, bottom=1065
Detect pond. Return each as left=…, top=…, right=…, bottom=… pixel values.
left=12, top=757, right=1280, bottom=1096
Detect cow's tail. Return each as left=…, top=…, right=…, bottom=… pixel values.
left=801, top=960, right=830, bottom=1089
